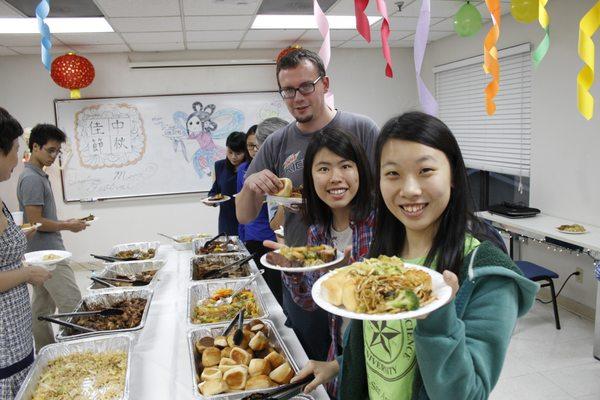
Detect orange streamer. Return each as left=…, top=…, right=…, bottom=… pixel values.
left=483, top=0, right=501, bottom=115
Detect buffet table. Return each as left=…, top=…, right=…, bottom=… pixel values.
left=477, top=211, right=600, bottom=361
left=66, top=244, right=328, bottom=399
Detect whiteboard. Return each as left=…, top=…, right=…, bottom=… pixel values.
left=54, top=91, right=291, bottom=202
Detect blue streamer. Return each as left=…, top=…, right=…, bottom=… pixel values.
left=595, top=260, right=600, bottom=281
left=35, top=0, right=52, bottom=71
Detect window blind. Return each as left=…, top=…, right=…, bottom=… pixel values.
left=434, top=43, right=532, bottom=177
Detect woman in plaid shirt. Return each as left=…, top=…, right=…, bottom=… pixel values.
left=280, top=126, right=375, bottom=398
left=0, top=108, right=51, bottom=399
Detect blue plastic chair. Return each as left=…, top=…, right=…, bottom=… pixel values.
left=515, top=261, right=561, bottom=329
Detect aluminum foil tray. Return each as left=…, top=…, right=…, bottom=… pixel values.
left=14, top=334, right=133, bottom=400
left=189, top=253, right=252, bottom=281
left=188, top=319, right=299, bottom=400
left=88, top=259, right=165, bottom=290
left=56, top=287, right=154, bottom=341
left=187, top=278, right=268, bottom=326
left=192, top=235, right=246, bottom=255
left=110, top=241, right=161, bottom=260
left=173, top=233, right=212, bottom=251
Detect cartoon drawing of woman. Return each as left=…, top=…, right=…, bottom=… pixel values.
left=186, top=102, right=225, bottom=178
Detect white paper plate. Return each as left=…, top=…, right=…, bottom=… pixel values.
left=20, top=223, right=41, bottom=233
left=202, top=195, right=231, bottom=205
left=556, top=227, right=587, bottom=234
left=260, top=248, right=344, bottom=272
left=311, top=263, right=452, bottom=321
left=24, top=250, right=72, bottom=269
left=266, top=195, right=303, bottom=207
left=274, top=227, right=284, bottom=237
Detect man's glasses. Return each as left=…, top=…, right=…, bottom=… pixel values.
left=43, top=147, right=62, bottom=157
left=279, top=76, right=323, bottom=99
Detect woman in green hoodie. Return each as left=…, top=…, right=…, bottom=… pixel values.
left=292, top=112, right=539, bottom=400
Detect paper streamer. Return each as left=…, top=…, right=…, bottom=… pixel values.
left=35, top=0, right=52, bottom=71
left=577, top=0, right=600, bottom=120
left=414, top=0, right=438, bottom=115
left=595, top=260, right=600, bottom=281
left=532, top=0, right=549, bottom=67
left=375, top=0, right=394, bottom=77
left=483, top=0, right=501, bottom=116
left=313, top=0, right=334, bottom=108
left=354, top=0, right=371, bottom=42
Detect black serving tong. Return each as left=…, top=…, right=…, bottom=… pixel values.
left=202, top=232, right=227, bottom=249
left=240, top=374, right=315, bottom=400
left=202, top=253, right=255, bottom=279
left=37, top=315, right=97, bottom=334
left=90, top=276, right=116, bottom=288
left=94, top=276, right=148, bottom=286
left=48, top=308, right=124, bottom=319
left=232, top=309, right=245, bottom=346
left=90, top=253, right=138, bottom=262
left=220, top=308, right=245, bottom=336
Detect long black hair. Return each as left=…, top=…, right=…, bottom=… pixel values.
left=302, top=126, right=373, bottom=229
left=369, top=112, right=493, bottom=275
left=225, top=131, right=247, bottom=171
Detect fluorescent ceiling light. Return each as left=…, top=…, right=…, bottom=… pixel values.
left=0, top=18, right=113, bottom=34
left=252, top=15, right=381, bottom=30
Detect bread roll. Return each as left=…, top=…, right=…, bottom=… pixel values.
left=199, top=379, right=228, bottom=396
left=248, top=331, right=269, bottom=351
left=342, top=279, right=358, bottom=312
left=200, top=367, right=222, bottom=381
left=322, top=276, right=343, bottom=306
left=195, top=336, right=215, bottom=354
left=201, top=347, right=222, bottom=367
left=248, top=358, right=272, bottom=377
left=274, top=178, right=292, bottom=197
left=218, top=357, right=241, bottom=373
left=221, top=346, right=232, bottom=358
left=230, top=347, right=252, bottom=365
left=245, top=374, right=274, bottom=390
left=249, top=322, right=268, bottom=335
left=269, top=362, right=294, bottom=384
left=223, top=366, right=249, bottom=390
left=214, top=336, right=228, bottom=348
left=264, top=351, right=285, bottom=369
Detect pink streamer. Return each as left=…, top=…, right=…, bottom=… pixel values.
left=314, top=0, right=335, bottom=108
left=375, top=0, right=394, bottom=77
left=413, top=0, right=438, bottom=115
left=355, top=0, right=371, bottom=42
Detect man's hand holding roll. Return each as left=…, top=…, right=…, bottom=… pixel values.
left=243, top=169, right=285, bottom=196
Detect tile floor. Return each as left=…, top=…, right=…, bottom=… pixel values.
left=491, top=302, right=600, bottom=400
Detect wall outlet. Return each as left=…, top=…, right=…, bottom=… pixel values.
left=575, top=267, right=583, bottom=283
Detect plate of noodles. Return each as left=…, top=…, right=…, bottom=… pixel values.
left=311, top=255, right=452, bottom=320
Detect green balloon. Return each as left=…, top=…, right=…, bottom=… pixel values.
left=454, top=2, right=482, bottom=37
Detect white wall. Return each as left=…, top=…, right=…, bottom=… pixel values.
left=422, top=0, right=600, bottom=312
left=0, top=47, right=418, bottom=260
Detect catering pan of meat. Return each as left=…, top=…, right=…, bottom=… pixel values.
left=56, top=288, right=153, bottom=341
left=188, top=319, right=299, bottom=399
left=193, top=236, right=245, bottom=255
left=14, top=334, right=132, bottom=400
left=88, top=259, right=165, bottom=290
left=190, top=253, right=252, bottom=281
left=109, top=241, right=161, bottom=261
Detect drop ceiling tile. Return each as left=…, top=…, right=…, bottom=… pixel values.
left=388, top=16, right=444, bottom=31
left=187, top=41, right=240, bottom=50
left=54, top=32, right=125, bottom=46
left=244, top=29, right=304, bottom=41
left=327, top=0, right=398, bottom=15
left=70, top=44, right=130, bottom=53
left=0, top=1, right=23, bottom=17
left=0, top=34, right=42, bottom=46
left=183, top=0, right=261, bottom=16
left=185, top=15, right=253, bottom=31
left=9, top=45, right=73, bottom=55
left=347, top=30, right=417, bottom=43
left=239, top=40, right=299, bottom=49
left=402, top=30, right=456, bottom=41
left=476, top=2, right=513, bottom=16
left=122, top=31, right=184, bottom=43
left=400, top=0, right=478, bottom=18
left=0, top=45, right=18, bottom=55
left=299, top=29, right=359, bottom=41
left=108, top=17, right=182, bottom=32
left=129, top=42, right=185, bottom=51
left=296, top=40, right=345, bottom=48
left=186, top=30, right=245, bottom=42
left=94, top=0, right=180, bottom=17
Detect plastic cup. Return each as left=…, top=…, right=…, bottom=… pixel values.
left=11, top=211, right=23, bottom=226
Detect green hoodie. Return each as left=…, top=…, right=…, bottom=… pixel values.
left=338, top=241, right=539, bottom=400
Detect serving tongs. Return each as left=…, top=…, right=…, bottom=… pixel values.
left=91, top=275, right=148, bottom=287
left=157, top=232, right=184, bottom=243
left=202, top=232, right=227, bottom=249
left=37, top=308, right=123, bottom=334
left=240, top=374, right=315, bottom=400
left=213, top=269, right=265, bottom=306
left=202, top=253, right=255, bottom=279
left=90, top=253, right=138, bottom=262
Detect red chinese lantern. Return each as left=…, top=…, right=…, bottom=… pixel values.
left=51, top=53, right=95, bottom=99
left=276, top=45, right=302, bottom=64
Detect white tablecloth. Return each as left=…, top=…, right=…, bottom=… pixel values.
left=127, top=245, right=330, bottom=399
